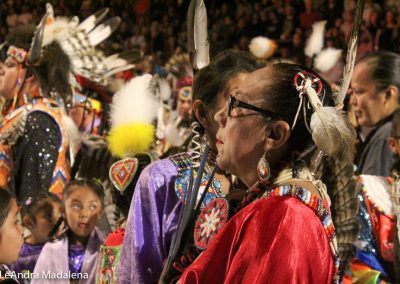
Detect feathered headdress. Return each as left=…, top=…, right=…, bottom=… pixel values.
left=4, top=3, right=140, bottom=104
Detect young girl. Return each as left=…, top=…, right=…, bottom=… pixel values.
left=9, top=195, right=62, bottom=276
left=32, top=179, right=105, bottom=284
left=0, top=189, right=24, bottom=283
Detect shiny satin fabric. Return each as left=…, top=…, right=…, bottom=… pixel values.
left=179, top=196, right=335, bottom=283
left=118, top=159, right=182, bottom=283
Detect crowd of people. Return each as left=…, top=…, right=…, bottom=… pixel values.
left=2, top=0, right=400, bottom=65
left=0, top=0, right=400, bottom=284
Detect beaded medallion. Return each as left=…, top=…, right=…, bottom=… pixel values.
left=194, top=197, right=229, bottom=250
left=109, top=157, right=139, bottom=192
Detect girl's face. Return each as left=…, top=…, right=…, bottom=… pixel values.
left=64, top=186, right=103, bottom=243
left=28, top=201, right=62, bottom=244
left=0, top=199, right=24, bottom=264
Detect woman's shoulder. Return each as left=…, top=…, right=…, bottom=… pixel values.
left=371, top=120, right=392, bottom=142
left=141, top=157, right=179, bottom=178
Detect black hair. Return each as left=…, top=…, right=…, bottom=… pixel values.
left=22, top=194, right=61, bottom=225
left=357, top=51, right=400, bottom=95
left=263, top=63, right=335, bottom=155
left=4, top=25, right=72, bottom=100
left=0, top=189, right=14, bottom=228
left=192, top=50, right=263, bottom=133
left=4, top=25, right=35, bottom=52
left=193, top=50, right=262, bottom=104
left=63, top=178, right=105, bottom=208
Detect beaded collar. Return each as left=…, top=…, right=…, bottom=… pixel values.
left=169, top=152, right=223, bottom=208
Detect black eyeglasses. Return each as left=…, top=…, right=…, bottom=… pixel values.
left=227, top=96, right=280, bottom=120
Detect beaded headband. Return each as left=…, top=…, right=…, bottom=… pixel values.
left=7, top=46, right=28, bottom=64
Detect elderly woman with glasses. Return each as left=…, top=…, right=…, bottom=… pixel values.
left=177, top=63, right=356, bottom=283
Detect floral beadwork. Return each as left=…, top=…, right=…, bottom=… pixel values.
left=194, top=198, right=229, bottom=250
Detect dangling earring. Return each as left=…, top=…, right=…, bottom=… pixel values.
left=257, top=153, right=271, bottom=182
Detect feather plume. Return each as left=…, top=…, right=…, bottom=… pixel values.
left=108, top=74, right=159, bottom=157
left=248, top=36, right=277, bottom=59
left=187, top=0, right=209, bottom=70
left=337, top=0, right=365, bottom=104
left=305, top=21, right=327, bottom=58
left=314, top=48, right=342, bottom=73
left=110, top=74, right=159, bottom=127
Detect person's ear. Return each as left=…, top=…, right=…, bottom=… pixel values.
left=389, top=137, right=398, bottom=154
left=384, top=85, right=398, bottom=102
left=263, top=120, right=291, bottom=152
left=193, top=99, right=210, bottom=129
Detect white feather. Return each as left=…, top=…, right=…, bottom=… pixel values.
left=193, top=0, right=209, bottom=70
left=110, top=74, right=160, bottom=127
left=103, top=64, right=135, bottom=78
left=249, top=36, right=276, bottom=59
left=158, top=78, right=172, bottom=101
left=305, top=21, right=327, bottom=58
left=165, top=121, right=185, bottom=146
left=88, top=25, right=112, bottom=46
left=314, top=48, right=342, bottom=72
left=61, top=114, right=81, bottom=158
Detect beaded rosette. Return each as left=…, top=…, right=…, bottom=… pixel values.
left=194, top=198, right=229, bottom=250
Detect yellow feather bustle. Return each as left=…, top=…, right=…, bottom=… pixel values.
left=107, top=123, right=155, bottom=158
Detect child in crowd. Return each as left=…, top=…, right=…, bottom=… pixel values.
left=32, top=179, right=105, bottom=284
left=0, top=189, right=24, bottom=283
left=9, top=195, right=62, bottom=276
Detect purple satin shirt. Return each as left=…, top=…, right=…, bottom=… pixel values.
left=118, top=158, right=182, bottom=284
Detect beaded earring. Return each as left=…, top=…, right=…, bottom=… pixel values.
left=257, top=153, right=271, bottom=182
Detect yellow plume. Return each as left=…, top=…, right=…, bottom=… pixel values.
left=107, top=123, right=155, bottom=158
